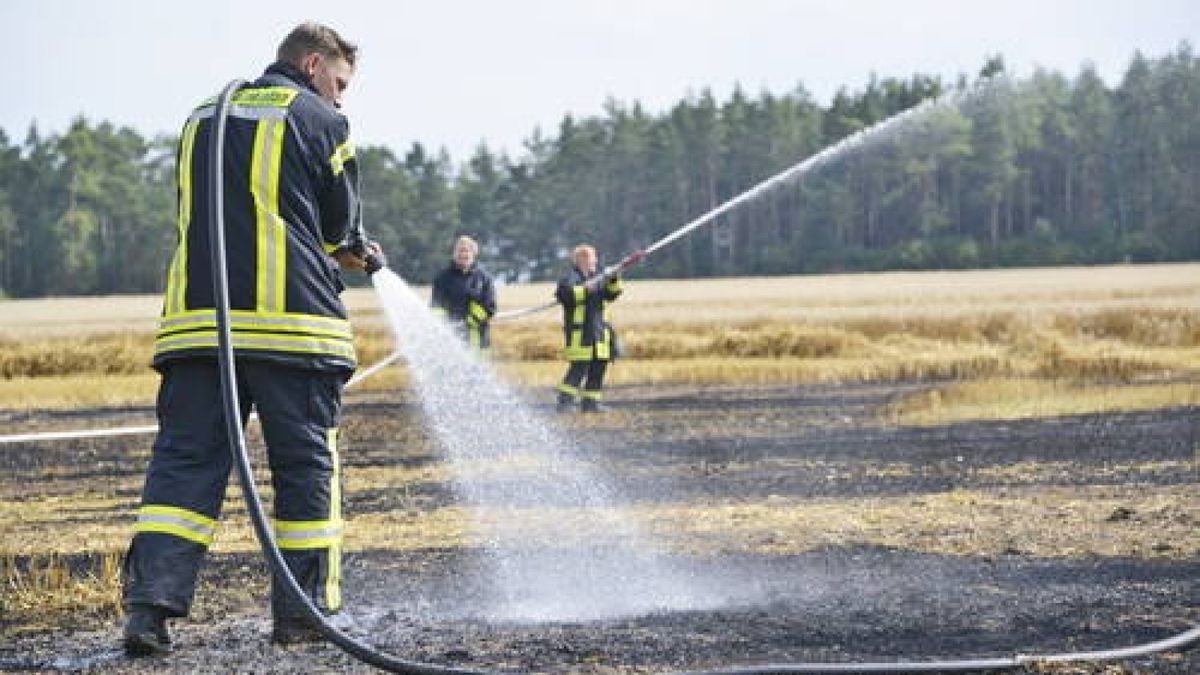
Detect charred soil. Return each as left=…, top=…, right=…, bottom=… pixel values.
left=1, top=382, right=1197, bottom=673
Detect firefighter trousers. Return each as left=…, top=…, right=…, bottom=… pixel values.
left=557, top=359, right=608, bottom=403
left=122, top=358, right=345, bottom=621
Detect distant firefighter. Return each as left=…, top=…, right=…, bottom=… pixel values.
left=555, top=244, right=624, bottom=413
left=431, top=235, right=497, bottom=352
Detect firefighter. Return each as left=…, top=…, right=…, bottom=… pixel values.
left=431, top=235, right=496, bottom=352
left=554, top=244, right=624, bottom=413
left=121, top=23, right=383, bottom=655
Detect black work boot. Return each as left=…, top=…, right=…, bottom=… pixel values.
left=555, top=392, right=576, bottom=413
left=271, top=616, right=325, bottom=646
left=123, top=604, right=170, bottom=657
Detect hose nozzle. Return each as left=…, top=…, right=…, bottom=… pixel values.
left=363, top=249, right=386, bottom=275
left=346, top=233, right=387, bottom=275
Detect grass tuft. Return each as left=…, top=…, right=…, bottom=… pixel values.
left=889, top=378, right=1200, bottom=426
left=0, top=552, right=123, bottom=627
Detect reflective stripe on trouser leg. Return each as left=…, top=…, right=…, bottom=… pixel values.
left=327, top=428, right=342, bottom=610
left=246, top=361, right=344, bottom=617
left=134, top=505, right=217, bottom=545
left=559, top=361, right=590, bottom=400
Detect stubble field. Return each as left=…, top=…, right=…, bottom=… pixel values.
left=1, top=263, right=1197, bottom=673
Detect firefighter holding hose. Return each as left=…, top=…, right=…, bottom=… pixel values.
left=121, top=22, right=384, bottom=656
left=554, top=245, right=643, bottom=412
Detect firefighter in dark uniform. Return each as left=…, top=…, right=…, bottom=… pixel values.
left=121, top=23, right=383, bottom=656
left=555, top=244, right=624, bottom=413
left=431, top=235, right=496, bottom=352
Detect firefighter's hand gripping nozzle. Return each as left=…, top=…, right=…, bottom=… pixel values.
left=362, top=245, right=386, bottom=275
left=346, top=231, right=387, bottom=275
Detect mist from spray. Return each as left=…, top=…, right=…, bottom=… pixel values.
left=366, top=85, right=1018, bottom=624
left=371, top=268, right=730, bottom=623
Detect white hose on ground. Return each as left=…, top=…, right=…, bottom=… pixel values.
left=0, top=350, right=403, bottom=445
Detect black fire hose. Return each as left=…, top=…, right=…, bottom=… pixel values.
left=207, top=78, right=1198, bottom=674
left=206, top=78, right=484, bottom=675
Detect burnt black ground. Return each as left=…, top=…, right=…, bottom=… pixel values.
left=1, top=382, right=1197, bottom=673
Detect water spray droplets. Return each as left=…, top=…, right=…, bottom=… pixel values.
left=372, top=269, right=716, bottom=622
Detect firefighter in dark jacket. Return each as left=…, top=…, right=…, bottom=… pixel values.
left=121, top=23, right=383, bottom=656
left=555, top=244, right=623, bottom=413
left=431, top=235, right=496, bottom=352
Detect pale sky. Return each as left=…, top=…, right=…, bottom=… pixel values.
left=4, top=0, right=1197, bottom=161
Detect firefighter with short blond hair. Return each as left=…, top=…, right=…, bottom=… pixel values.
left=555, top=244, right=623, bottom=412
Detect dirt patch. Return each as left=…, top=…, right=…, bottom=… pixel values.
left=1, top=383, right=1196, bottom=673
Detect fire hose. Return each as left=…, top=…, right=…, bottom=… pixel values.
left=206, top=78, right=1200, bottom=673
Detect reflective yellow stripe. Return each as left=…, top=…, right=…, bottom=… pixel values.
left=273, top=518, right=344, bottom=550
left=134, top=504, right=217, bottom=546
left=134, top=522, right=212, bottom=545
left=581, top=390, right=603, bottom=401
left=467, top=300, right=489, bottom=322
left=330, top=140, right=355, bottom=176
left=158, top=309, right=352, bottom=338
left=606, top=276, right=623, bottom=292
left=155, top=309, right=356, bottom=362
left=557, top=383, right=580, bottom=397
left=189, top=88, right=298, bottom=124
left=155, top=330, right=355, bottom=361
left=166, top=120, right=200, bottom=315
left=327, top=428, right=342, bottom=610
left=565, top=298, right=588, bottom=360
left=190, top=105, right=289, bottom=123
left=251, top=118, right=287, bottom=313
left=323, top=242, right=341, bottom=254
left=232, top=87, right=298, bottom=107
left=573, top=285, right=587, bottom=303
left=564, top=345, right=593, bottom=361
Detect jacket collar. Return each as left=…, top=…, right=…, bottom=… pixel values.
left=263, top=61, right=319, bottom=96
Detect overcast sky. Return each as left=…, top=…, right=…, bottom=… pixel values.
left=4, top=0, right=1197, bottom=161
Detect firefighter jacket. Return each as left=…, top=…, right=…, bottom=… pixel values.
left=431, top=263, right=497, bottom=349
left=555, top=267, right=622, bottom=361
left=152, top=61, right=363, bottom=374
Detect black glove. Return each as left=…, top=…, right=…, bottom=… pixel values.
left=363, top=247, right=386, bottom=275
left=357, top=238, right=386, bottom=274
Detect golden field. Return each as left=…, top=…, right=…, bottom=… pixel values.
left=1, top=263, right=1198, bottom=420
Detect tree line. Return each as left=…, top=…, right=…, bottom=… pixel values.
left=0, top=45, right=1196, bottom=298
